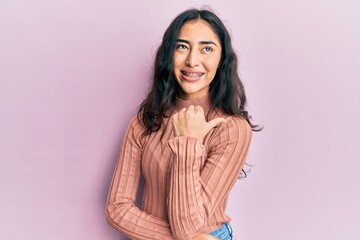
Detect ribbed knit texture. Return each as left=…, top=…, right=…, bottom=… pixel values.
left=106, top=95, right=252, bottom=240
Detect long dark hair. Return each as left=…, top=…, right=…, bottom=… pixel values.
left=138, top=8, right=261, bottom=135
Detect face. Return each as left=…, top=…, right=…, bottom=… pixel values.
left=173, top=19, right=222, bottom=100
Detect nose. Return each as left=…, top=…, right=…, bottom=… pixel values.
left=185, top=49, right=200, bottom=67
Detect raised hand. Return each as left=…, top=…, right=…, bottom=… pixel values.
left=172, top=105, right=226, bottom=140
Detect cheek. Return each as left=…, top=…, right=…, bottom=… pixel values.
left=172, top=55, right=182, bottom=80
left=205, top=59, right=221, bottom=73
left=173, top=53, right=185, bottom=68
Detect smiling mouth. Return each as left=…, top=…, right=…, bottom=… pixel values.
left=181, top=71, right=204, bottom=78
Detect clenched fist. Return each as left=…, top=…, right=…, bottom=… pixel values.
left=172, top=105, right=226, bottom=140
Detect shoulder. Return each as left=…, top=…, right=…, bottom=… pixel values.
left=124, top=115, right=146, bottom=147
left=219, top=115, right=252, bottom=138
left=121, top=115, right=142, bottom=133
left=207, top=113, right=252, bottom=149
left=210, top=110, right=252, bottom=136
left=128, top=115, right=143, bottom=130
left=226, top=115, right=252, bottom=132
left=204, top=115, right=252, bottom=159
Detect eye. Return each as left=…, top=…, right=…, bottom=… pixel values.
left=176, top=44, right=188, bottom=50
left=202, top=46, right=213, bottom=53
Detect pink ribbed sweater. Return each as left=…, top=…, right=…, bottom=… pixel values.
left=106, top=95, right=252, bottom=240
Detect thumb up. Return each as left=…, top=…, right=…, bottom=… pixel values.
left=172, top=105, right=226, bottom=140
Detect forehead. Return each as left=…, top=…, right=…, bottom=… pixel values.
left=178, top=19, right=220, bottom=43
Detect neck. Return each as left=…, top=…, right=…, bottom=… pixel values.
left=175, top=94, right=211, bottom=113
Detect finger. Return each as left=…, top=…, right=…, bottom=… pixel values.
left=207, top=117, right=226, bottom=129
left=177, top=108, right=186, bottom=117
left=194, top=105, right=204, bottom=113
left=187, top=105, right=195, bottom=111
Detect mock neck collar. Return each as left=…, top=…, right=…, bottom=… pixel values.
left=175, top=94, right=211, bottom=113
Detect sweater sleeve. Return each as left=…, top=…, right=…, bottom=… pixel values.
left=106, top=116, right=174, bottom=240
left=167, top=116, right=252, bottom=239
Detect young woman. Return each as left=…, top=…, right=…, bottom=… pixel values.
left=106, top=8, right=259, bottom=240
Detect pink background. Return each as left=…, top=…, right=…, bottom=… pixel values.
left=1, top=0, right=359, bottom=239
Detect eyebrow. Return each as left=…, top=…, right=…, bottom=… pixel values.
left=176, top=39, right=218, bottom=47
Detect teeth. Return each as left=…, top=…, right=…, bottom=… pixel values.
left=183, top=71, right=202, bottom=77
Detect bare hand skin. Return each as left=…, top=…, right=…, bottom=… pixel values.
left=172, top=105, right=226, bottom=140
left=191, top=233, right=219, bottom=240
